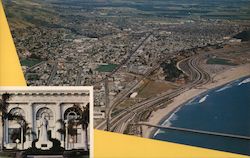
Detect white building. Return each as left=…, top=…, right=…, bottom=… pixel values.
left=0, top=87, right=92, bottom=151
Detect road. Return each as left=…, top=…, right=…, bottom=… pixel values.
left=96, top=53, right=212, bottom=134
left=47, top=62, right=58, bottom=85
left=95, top=65, right=159, bottom=130
left=96, top=33, right=154, bottom=130
left=94, top=33, right=152, bottom=84
left=75, top=68, right=83, bottom=86
left=113, top=54, right=211, bottom=133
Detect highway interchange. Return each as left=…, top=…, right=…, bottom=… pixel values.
left=96, top=53, right=212, bottom=135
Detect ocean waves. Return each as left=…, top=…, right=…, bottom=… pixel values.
left=198, top=95, right=209, bottom=103
left=215, top=84, right=233, bottom=92
left=238, top=78, right=250, bottom=86
left=153, top=111, right=179, bottom=137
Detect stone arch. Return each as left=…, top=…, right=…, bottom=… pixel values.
left=7, top=107, right=26, bottom=144
left=64, top=107, right=81, bottom=120
left=36, top=107, right=54, bottom=121
left=63, top=106, right=83, bottom=145
left=9, top=107, right=25, bottom=118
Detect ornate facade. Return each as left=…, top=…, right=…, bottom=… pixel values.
left=0, top=87, right=92, bottom=151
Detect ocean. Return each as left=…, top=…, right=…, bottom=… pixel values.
left=153, top=77, right=250, bottom=155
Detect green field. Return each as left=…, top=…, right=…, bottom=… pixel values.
left=27, top=73, right=39, bottom=80
left=206, top=58, right=237, bottom=66
left=21, top=58, right=42, bottom=67
left=96, top=64, right=117, bottom=72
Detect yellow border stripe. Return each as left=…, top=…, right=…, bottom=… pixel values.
left=94, top=130, right=249, bottom=158
left=0, top=1, right=26, bottom=86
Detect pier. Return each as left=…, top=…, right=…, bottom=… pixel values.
left=135, top=122, right=250, bottom=140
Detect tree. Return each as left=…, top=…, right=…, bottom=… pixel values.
left=56, top=119, right=66, bottom=148
left=56, top=119, right=78, bottom=149
left=8, top=114, right=36, bottom=149
left=0, top=93, right=35, bottom=150
left=57, top=104, right=89, bottom=151
left=74, top=103, right=89, bottom=151
left=160, top=59, right=183, bottom=81
left=0, top=93, right=11, bottom=150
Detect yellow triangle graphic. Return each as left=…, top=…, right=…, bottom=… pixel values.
left=0, top=1, right=26, bottom=86
left=94, top=130, right=249, bottom=158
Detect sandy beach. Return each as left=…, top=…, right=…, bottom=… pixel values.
left=143, top=63, right=250, bottom=138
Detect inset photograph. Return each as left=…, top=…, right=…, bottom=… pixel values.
left=0, top=86, right=93, bottom=158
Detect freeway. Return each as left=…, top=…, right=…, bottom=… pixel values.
left=47, top=62, right=58, bottom=85
left=95, top=64, right=159, bottom=130
left=27, top=61, right=46, bottom=71
left=111, top=54, right=211, bottom=133
left=96, top=54, right=212, bottom=133
left=96, top=33, right=155, bottom=130
left=76, top=68, right=83, bottom=86
left=94, top=33, right=152, bottom=85
left=108, top=65, right=159, bottom=116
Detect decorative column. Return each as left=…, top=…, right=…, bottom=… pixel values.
left=26, top=103, right=33, bottom=143
left=0, top=114, right=3, bottom=150
left=82, top=128, right=87, bottom=150
left=65, top=120, right=68, bottom=150
left=54, top=102, right=62, bottom=140
left=20, top=120, right=24, bottom=150
left=4, top=118, right=8, bottom=146
left=32, top=104, right=37, bottom=140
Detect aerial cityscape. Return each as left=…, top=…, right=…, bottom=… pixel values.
left=2, top=0, right=250, bottom=156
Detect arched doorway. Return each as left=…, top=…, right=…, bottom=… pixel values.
left=64, top=107, right=82, bottom=148
left=7, top=107, right=25, bottom=144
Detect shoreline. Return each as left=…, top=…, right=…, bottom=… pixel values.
left=143, top=63, right=250, bottom=138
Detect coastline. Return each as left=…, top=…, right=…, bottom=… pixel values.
left=143, top=63, right=250, bottom=138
